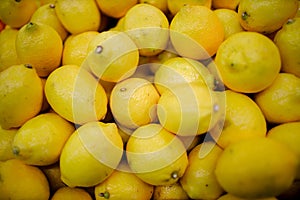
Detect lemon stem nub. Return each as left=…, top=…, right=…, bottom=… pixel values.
left=95, top=45, right=103, bottom=54
left=99, top=191, right=110, bottom=199
left=49, top=4, right=55, bottom=9
left=12, top=146, right=20, bottom=155
left=171, top=171, right=178, bottom=179
left=24, top=64, right=33, bottom=69
left=241, top=12, right=250, bottom=21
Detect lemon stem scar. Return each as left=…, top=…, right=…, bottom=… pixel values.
left=120, top=87, right=127, bottom=92
left=286, top=19, right=295, bottom=25
left=171, top=171, right=178, bottom=179
left=12, top=146, right=20, bottom=156
left=242, top=12, right=250, bottom=21
left=99, top=191, right=110, bottom=199
left=95, top=45, right=103, bottom=54
left=49, top=4, right=55, bottom=9
left=24, top=64, right=33, bottom=69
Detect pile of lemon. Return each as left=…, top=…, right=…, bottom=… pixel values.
left=0, top=0, right=300, bottom=199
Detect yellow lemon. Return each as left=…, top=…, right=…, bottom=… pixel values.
left=30, top=3, right=68, bottom=40
left=167, top=0, right=212, bottom=16
left=169, top=5, right=224, bottom=60
left=214, top=8, right=244, bottom=39
left=0, top=64, right=43, bottom=129
left=0, top=159, right=50, bottom=200
left=210, top=90, right=267, bottom=148
left=267, top=122, right=300, bottom=179
left=62, top=31, right=99, bottom=66
left=153, top=182, right=189, bottom=200
left=51, top=187, right=92, bottom=200
left=139, top=0, right=168, bottom=13
left=60, top=122, right=123, bottom=187
left=15, top=22, right=63, bottom=77
left=215, top=137, right=298, bottom=198
left=12, top=113, right=74, bottom=166
left=157, top=83, right=222, bottom=136
left=45, top=65, right=108, bottom=125
left=123, top=3, right=169, bottom=56
left=41, top=163, right=66, bottom=193
left=180, top=142, right=224, bottom=199
left=238, top=0, right=299, bottom=33
left=126, top=123, right=188, bottom=185
left=0, top=126, right=17, bottom=161
left=274, top=17, right=300, bottom=77
left=254, top=73, right=300, bottom=124
left=95, top=0, right=138, bottom=18
left=86, top=30, right=139, bottom=82
left=212, top=0, right=240, bottom=10
left=94, top=170, right=154, bottom=200
left=55, top=0, right=101, bottom=34
left=0, top=28, right=20, bottom=72
left=110, top=77, right=160, bottom=130
left=154, top=57, right=215, bottom=95
left=0, top=0, right=37, bottom=28
left=217, top=193, right=278, bottom=200
left=215, top=31, right=281, bottom=93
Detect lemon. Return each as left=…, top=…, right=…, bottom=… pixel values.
left=94, top=170, right=154, bottom=200
left=212, top=0, right=240, bottom=10
left=153, top=182, right=189, bottom=200
left=274, top=17, right=300, bottom=77
left=238, top=0, right=299, bottom=33
left=0, top=126, right=17, bottom=161
left=60, top=122, right=123, bottom=187
left=0, top=64, right=43, bottom=129
left=126, top=123, right=188, bottom=185
left=0, top=28, right=20, bottom=72
left=41, top=163, right=66, bottom=193
left=267, top=122, right=300, bottom=179
left=95, top=0, right=138, bottom=18
left=0, top=159, right=50, bottom=200
left=167, top=0, right=212, bottom=15
left=214, top=8, right=244, bottom=39
left=215, top=31, right=281, bottom=93
left=55, top=0, right=101, bottom=34
left=62, top=31, right=99, bottom=66
left=123, top=3, right=169, bottom=56
left=30, top=3, right=68, bottom=40
left=139, top=0, right=168, bottom=13
left=217, top=193, right=278, bottom=200
left=157, top=83, right=222, bottom=136
left=110, top=77, right=160, bottom=130
left=0, top=0, right=38, bottom=28
left=215, top=137, right=298, bottom=198
left=254, top=73, right=300, bottom=123
left=16, top=22, right=63, bottom=77
left=169, top=5, right=224, bottom=60
left=154, top=57, right=215, bottom=95
left=86, top=30, right=139, bottom=82
left=45, top=65, right=108, bottom=125
left=12, top=113, right=74, bottom=166
left=51, top=187, right=92, bottom=200
left=210, top=90, right=267, bottom=148
left=180, top=142, right=224, bottom=199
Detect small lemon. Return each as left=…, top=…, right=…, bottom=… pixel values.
left=153, top=182, right=189, bottom=200
left=0, top=64, right=43, bottom=129
left=30, top=3, right=68, bottom=40
left=126, top=123, right=188, bottom=186
left=60, top=122, right=123, bottom=187
left=45, top=65, right=108, bottom=125
left=217, top=193, right=278, bottom=200
left=94, top=170, right=154, bottom=200
left=0, top=126, right=17, bottom=161
left=180, top=142, right=224, bottom=199
left=167, top=0, right=212, bottom=15
left=139, top=0, right=168, bottom=13
left=0, top=28, right=20, bottom=72
left=15, top=22, right=63, bottom=77
left=12, top=113, right=74, bottom=166
left=51, top=187, right=93, bottom=200
left=86, top=30, right=139, bottom=82
left=123, top=3, right=169, bottom=56
left=267, top=122, right=300, bottom=179
left=41, top=163, right=66, bottom=193
left=110, top=77, right=160, bottom=130
left=210, top=90, right=267, bottom=148
left=95, top=0, right=138, bottom=18
left=212, top=0, right=240, bottom=10
left=169, top=5, right=224, bottom=60
left=0, top=159, right=50, bottom=200
left=274, top=17, right=300, bottom=77
left=0, top=0, right=38, bottom=28
left=55, top=0, right=101, bottom=34
left=254, top=73, right=300, bottom=123
left=62, top=31, right=99, bottom=66
left=238, top=0, right=299, bottom=33
left=215, top=137, right=298, bottom=198
left=215, top=31, right=281, bottom=93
